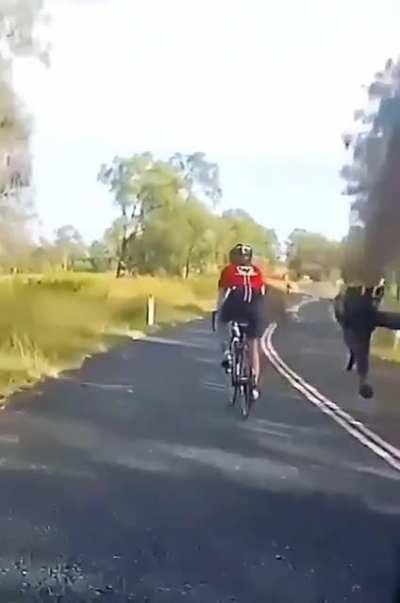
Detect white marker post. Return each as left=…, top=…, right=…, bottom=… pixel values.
left=394, top=330, right=400, bottom=351
left=147, top=295, right=155, bottom=327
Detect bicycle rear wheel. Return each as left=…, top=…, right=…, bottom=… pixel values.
left=229, top=341, right=240, bottom=407
left=240, top=389, right=250, bottom=419
left=241, top=381, right=252, bottom=419
left=240, top=345, right=252, bottom=419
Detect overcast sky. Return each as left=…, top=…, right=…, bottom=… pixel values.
left=13, top=0, right=400, bottom=243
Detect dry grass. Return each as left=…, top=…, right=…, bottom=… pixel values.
left=0, top=273, right=216, bottom=398
left=0, top=271, right=289, bottom=398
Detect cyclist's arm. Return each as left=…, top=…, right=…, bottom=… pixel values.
left=216, top=288, right=225, bottom=310
left=216, top=287, right=232, bottom=310
left=256, top=266, right=266, bottom=295
left=216, top=267, right=231, bottom=310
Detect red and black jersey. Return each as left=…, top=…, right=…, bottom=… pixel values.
left=218, top=263, right=265, bottom=302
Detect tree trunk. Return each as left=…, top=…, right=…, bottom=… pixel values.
left=62, top=252, right=69, bottom=271
left=115, top=237, right=127, bottom=278
left=116, top=220, right=129, bottom=278
left=184, top=246, right=194, bottom=279
left=116, top=207, right=129, bottom=278
left=184, top=259, right=190, bottom=279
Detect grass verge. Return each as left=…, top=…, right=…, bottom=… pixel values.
left=372, top=295, right=400, bottom=363
left=0, top=273, right=215, bottom=400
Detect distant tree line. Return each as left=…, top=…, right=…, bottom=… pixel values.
left=286, top=229, right=343, bottom=281
left=0, top=151, right=279, bottom=277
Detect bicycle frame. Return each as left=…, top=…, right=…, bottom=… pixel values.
left=211, top=311, right=254, bottom=419
left=229, top=321, right=252, bottom=418
left=230, top=323, right=247, bottom=376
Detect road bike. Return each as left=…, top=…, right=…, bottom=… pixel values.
left=212, top=311, right=254, bottom=419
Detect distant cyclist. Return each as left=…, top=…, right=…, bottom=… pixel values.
left=216, top=243, right=266, bottom=401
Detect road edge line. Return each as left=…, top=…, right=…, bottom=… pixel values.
left=261, top=322, right=400, bottom=473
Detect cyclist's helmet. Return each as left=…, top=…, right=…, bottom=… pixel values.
left=229, top=243, right=253, bottom=265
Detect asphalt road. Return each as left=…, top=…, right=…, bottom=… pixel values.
left=274, top=296, right=400, bottom=449
left=0, top=294, right=399, bottom=601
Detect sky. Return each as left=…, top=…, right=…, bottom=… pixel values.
left=12, top=0, right=400, bottom=244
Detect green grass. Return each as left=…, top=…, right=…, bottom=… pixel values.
left=0, top=273, right=216, bottom=399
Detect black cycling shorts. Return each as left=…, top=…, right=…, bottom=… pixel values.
left=219, top=292, right=264, bottom=339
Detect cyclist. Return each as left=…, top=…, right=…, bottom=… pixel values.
left=216, top=243, right=266, bottom=401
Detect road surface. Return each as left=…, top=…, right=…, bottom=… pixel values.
left=0, top=294, right=399, bottom=601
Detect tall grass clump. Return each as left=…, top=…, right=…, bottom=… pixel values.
left=0, top=273, right=216, bottom=397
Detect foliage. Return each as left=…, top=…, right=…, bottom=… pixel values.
left=341, top=57, right=400, bottom=284
left=98, top=151, right=278, bottom=278
left=89, top=240, right=113, bottom=272
left=220, top=209, right=278, bottom=264
left=169, top=152, right=222, bottom=206
left=98, top=154, right=185, bottom=276
left=54, top=225, right=86, bottom=270
left=286, top=229, right=342, bottom=279
left=0, top=1, right=49, bottom=269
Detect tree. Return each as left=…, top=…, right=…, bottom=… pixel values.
left=218, top=209, right=278, bottom=266
left=132, top=196, right=214, bottom=277
left=179, top=199, right=215, bottom=278
left=0, top=1, right=49, bottom=63
left=0, top=1, right=49, bottom=271
left=89, top=240, right=112, bottom=272
left=103, top=217, right=124, bottom=261
left=54, top=225, right=86, bottom=271
left=99, top=151, right=279, bottom=278
left=169, top=152, right=222, bottom=207
left=341, top=57, right=400, bottom=284
left=140, top=203, right=279, bottom=277
left=98, top=154, right=184, bottom=277
left=0, top=0, right=49, bottom=187
left=28, top=241, right=54, bottom=273
left=286, top=229, right=342, bottom=279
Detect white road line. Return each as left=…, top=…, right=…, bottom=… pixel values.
left=285, top=296, right=317, bottom=322
left=261, top=321, right=400, bottom=473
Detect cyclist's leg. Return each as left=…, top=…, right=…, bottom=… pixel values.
left=217, top=309, right=232, bottom=371
left=245, top=337, right=260, bottom=401
left=247, top=298, right=264, bottom=399
left=249, top=297, right=264, bottom=378
left=217, top=315, right=230, bottom=352
left=248, top=337, right=260, bottom=383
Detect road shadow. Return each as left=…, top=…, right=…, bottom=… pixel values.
left=0, top=315, right=399, bottom=601
left=0, top=457, right=398, bottom=602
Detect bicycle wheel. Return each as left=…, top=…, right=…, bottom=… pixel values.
left=241, top=380, right=252, bottom=419
left=229, top=341, right=240, bottom=407
left=239, top=343, right=252, bottom=419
